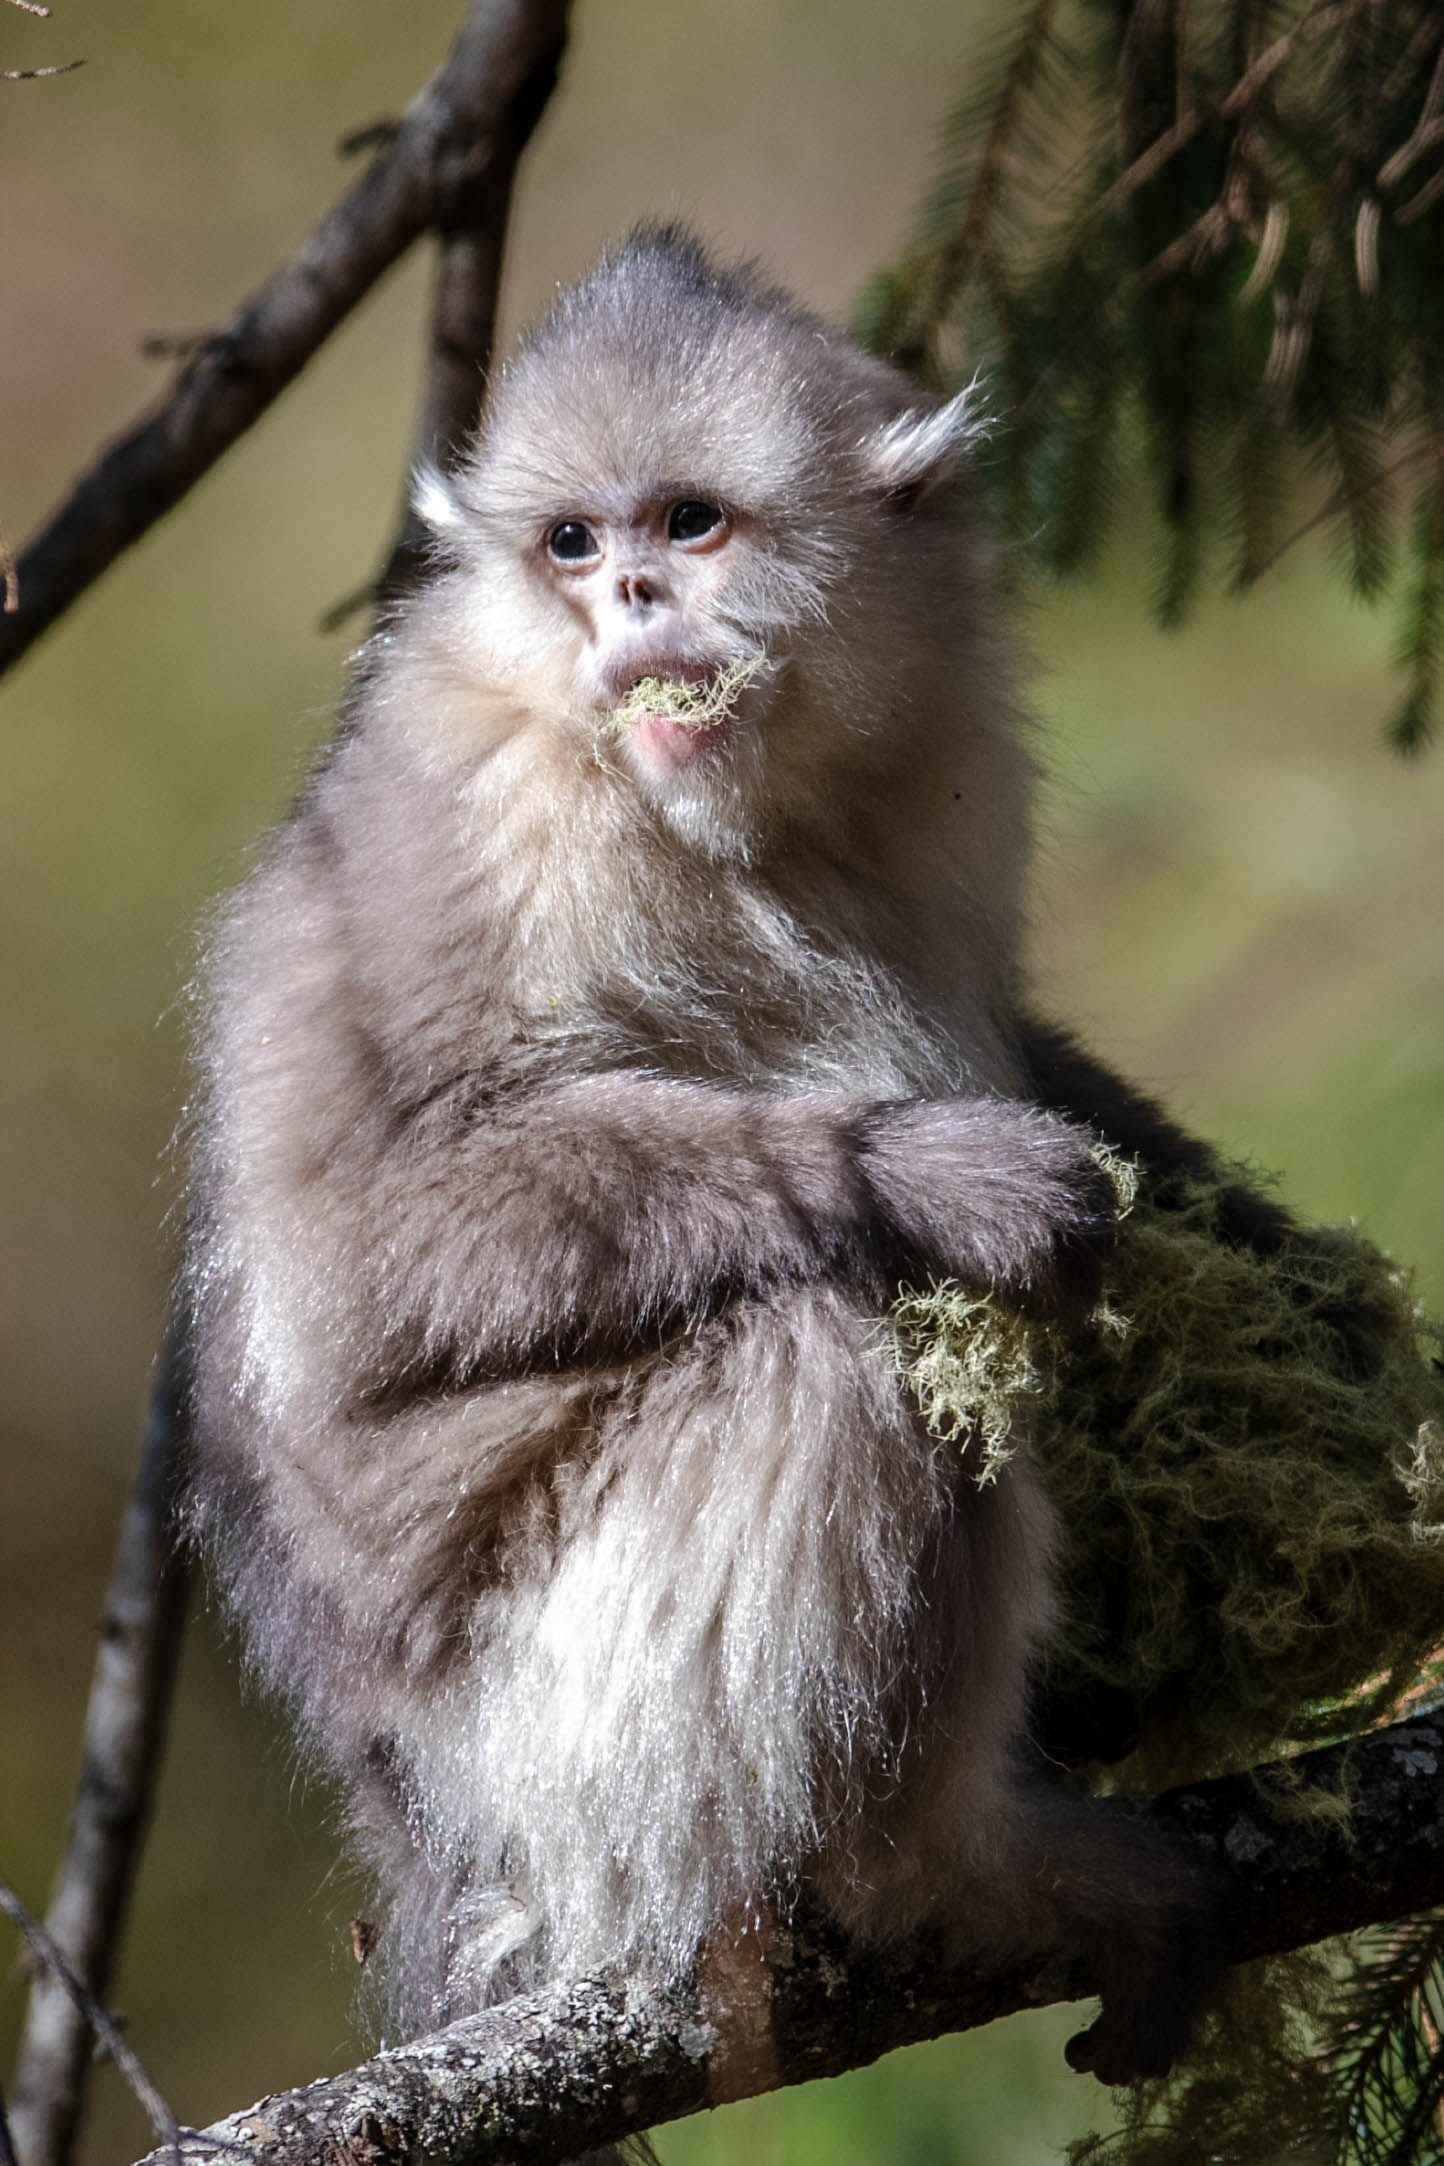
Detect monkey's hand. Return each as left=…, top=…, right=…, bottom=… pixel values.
left=858, top=1099, right=1116, bottom=1328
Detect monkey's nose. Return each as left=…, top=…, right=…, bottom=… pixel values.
left=616, top=571, right=660, bottom=611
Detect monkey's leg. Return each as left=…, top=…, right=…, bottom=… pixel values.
left=1021, top=1789, right=1220, bottom=2085
left=814, top=1449, right=1216, bottom=2084
left=355, top=1284, right=958, bottom=2031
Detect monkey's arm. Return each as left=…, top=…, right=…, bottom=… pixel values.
left=198, top=863, right=1112, bottom=1399
left=228, top=1060, right=1112, bottom=1391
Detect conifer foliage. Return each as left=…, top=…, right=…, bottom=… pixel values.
left=857, top=1, right=1444, bottom=749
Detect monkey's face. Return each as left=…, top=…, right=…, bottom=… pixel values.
left=423, top=449, right=825, bottom=857
left=410, top=237, right=991, bottom=858
left=534, top=492, right=774, bottom=780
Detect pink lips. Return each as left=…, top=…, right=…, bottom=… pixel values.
left=627, top=707, right=735, bottom=771
left=610, top=654, right=737, bottom=772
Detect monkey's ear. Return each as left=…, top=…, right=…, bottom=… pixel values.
left=862, top=388, right=981, bottom=506
left=412, top=463, right=468, bottom=538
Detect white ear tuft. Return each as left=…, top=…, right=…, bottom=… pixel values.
left=412, top=462, right=467, bottom=536
left=863, top=385, right=984, bottom=500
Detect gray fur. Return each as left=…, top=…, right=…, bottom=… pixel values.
left=185, top=228, right=1204, bottom=2071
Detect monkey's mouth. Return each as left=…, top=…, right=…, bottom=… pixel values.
left=601, top=656, right=767, bottom=773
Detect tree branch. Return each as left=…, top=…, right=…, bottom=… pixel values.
left=0, top=1882, right=184, bottom=2166
left=5, top=11, right=569, bottom=2156
left=128, top=1709, right=1444, bottom=2166
left=8, top=1330, right=192, bottom=2166
left=0, top=0, right=570, bottom=677
left=371, top=17, right=563, bottom=613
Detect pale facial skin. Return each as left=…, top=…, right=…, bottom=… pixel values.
left=536, top=493, right=769, bottom=774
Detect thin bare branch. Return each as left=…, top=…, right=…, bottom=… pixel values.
left=1238, top=434, right=1423, bottom=585
left=369, top=14, right=568, bottom=612
left=1397, top=163, right=1444, bottom=223
left=1138, top=196, right=1232, bottom=285
left=318, top=145, right=533, bottom=625
left=1217, top=0, right=1357, bottom=117
left=0, top=57, right=81, bottom=78
left=1095, top=111, right=1197, bottom=220
left=3, top=0, right=51, bottom=15
left=1, top=525, right=17, bottom=613
left=1381, top=14, right=1444, bottom=107
left=0, top=0, right=571, bottom=681
left=7, top=1330, right=192, bottom=2166
left=1236, top=196, right=1289, bottom=303
left=1378, top=116, right=1444, bottom=191
left=1354, top=192, right=1381, bottom=294
left=0, top=1884, right=182, bottom=2166
left=315, top=577, right=374, bottom=635
left=128, top=1709, right=1444, bottom=2166
left=336, top=117, right=401, bottom=158
left=1378, top=35, right=1444, bottom=188
left=138, top=330, right=215, bottom=363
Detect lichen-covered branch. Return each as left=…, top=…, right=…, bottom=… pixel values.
left=0, top=0, right=570, bottom=677
left=129, top=1710, right=1444, bottom=2166
left=8, top=1331, right=192, bottom=2166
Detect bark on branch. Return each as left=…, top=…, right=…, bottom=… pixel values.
left=10, top=1331, right=192, bottom=2166
left=0, top=0, right=570, bottom=679
left=130, top=1709, right=1444, bottom=2166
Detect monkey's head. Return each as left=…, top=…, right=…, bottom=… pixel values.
left=413, top=227, right=997, bottom=859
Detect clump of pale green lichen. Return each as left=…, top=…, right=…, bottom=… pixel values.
left=599, top=655, right=767, bottom=742
left=892, top=1171, right=1444, bottom=2166
left=889, top=1282, right=1053, bottom=1487
left=889, top=1161, right=1444, bottom=1789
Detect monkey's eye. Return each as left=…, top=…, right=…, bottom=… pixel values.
left=548, top=520, right=600, bottom=563
left=667, top=499, right=725, bottom=545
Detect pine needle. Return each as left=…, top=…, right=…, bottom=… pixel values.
left=859, top=0, right=1444, bottom=751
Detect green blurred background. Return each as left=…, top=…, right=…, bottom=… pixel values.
left=1, top=1, right=1440, bottom=2159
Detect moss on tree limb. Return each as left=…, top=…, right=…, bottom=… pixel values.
left=129, top=1709, right=1444, bottom=2166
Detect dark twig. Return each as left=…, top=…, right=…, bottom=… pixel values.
left=0, top=1884, right=183, bottom=2166
left=0, top=57, right=81, bottom=78
left=364, top=10, right=564, bottom=617
left=337, top=117, right=402, bottom=158
left=127, top=1710, right=1444, bottom=2166
left=320, top=6, right=562, bottom=628
left=368, top=228, right=510, bottom=606
left=8, top=1329, right=192, bottom=2166
left=0, top=0, right=571, bottom=680
left=138, top=330, right=216, bottom=364
left=315, top=577, right=376, bottom=635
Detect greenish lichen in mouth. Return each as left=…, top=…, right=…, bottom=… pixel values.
left=599, top=655, right=769, bottom=743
